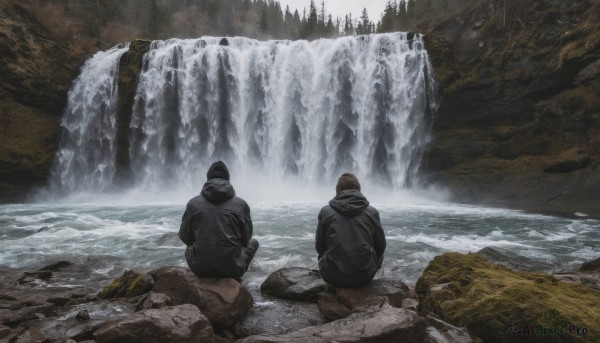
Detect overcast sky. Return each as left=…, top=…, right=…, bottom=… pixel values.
left=277, top=0, right=387, bottom=23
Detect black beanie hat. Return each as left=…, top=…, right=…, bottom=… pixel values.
left=206, top=161, right=230, bottom=181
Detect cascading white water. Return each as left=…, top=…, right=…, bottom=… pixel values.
left=51, top=43, right=129, bottom=193
left=51, top=33, right=436, bottom=198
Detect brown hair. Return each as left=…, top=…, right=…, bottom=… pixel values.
left=336, top=173, right=361, bottom=195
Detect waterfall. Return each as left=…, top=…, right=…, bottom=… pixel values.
left=50, top=33, right=436, bottom=198
left=51, top=43, right=129, bottom=193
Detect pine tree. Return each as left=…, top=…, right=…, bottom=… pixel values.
left=326, top=14, right=334, bottom=37
left=380, top=1, right=397, bottom=33
left=360, top=8, right=370, bottom=34
left=307, top=0, right=318, bottom=37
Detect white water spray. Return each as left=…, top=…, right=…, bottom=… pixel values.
left=50, top=33, right=436, bottom=201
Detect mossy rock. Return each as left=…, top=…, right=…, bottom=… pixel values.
left=416, top=253, right=600, bottom=342
left=98, top=270, right=153, bottom=299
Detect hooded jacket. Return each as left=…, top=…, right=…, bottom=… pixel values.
left=179, top=178, right=254, bottom=278
left=315, top=189, right=386, bottom=288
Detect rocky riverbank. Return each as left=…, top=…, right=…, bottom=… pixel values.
left=1, top=249, right=598, bottom=343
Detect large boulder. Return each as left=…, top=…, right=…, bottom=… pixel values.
left=416, top=252, right=600, bottom=342
left=93, top=304, right=214, bottom=343
left=236, top=307, right=427, bottom=343
left=149, top=266, right=253, bottom=330
left=260, top=268, right=327, bottom=302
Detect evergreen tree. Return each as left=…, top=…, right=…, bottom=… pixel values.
left=306, top=0, right=318, bottom=38
left=326, top=14, right=334, bottom=36
left=380, top=1, right=397, bottom=32
left=260, top=6, right=270, bottom=34
left=318, top=1, right=326, bottom=35
left=360, top=8, right=370, bottom=34
left=398, top=0, right=408, bottom=28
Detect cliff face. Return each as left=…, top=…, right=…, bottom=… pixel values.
left=420, top=0, right=600, bottom=217
left=0, top=1, right=80, bottom=202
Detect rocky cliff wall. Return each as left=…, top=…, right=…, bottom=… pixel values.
left=0, top=1, right=80, bottom=202
left=420, top=0, right=600, bottom=217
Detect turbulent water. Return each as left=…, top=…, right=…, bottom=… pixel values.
left=50, top=33, right=435, bottom=197
left=1, top=202, right=599, bottom=289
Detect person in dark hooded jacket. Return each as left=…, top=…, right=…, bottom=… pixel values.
left=179, top=161, right=259, bottom=279
left=315, top=173, right=386, bottom=288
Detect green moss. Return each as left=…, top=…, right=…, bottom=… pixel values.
left=98, top=270, right=151, bottom=299
left=416, top=253, right=600, bottom=342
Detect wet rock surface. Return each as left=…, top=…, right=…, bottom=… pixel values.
left=233, top=299, right=325, bottom=337
left=0, top=259, right=487, bottom=343
left=93, top=304, right=215, bottom=343
left=317, top=278, right=413, bottom=321
left=5, top=252, right=599, bottom=343
left=260, top=267, right=326, bottom=302
left=236, top=307, right=428, bottom=343
left=150, top=266, right=253, bottom=330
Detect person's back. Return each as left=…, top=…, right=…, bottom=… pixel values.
left=315, top=173, right=386, bottom=288
left=179, top=161, right=259, bottom=279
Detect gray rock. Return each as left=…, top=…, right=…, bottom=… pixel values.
left=234, top=299, right=325, bottom=337
left=316, top=278, right=412, bottom=320
left=12, top=327, right=48, bottom=343
left=76, top=310, right=90, bottom=321
left=38, top=261, right=74, bottom=272
left=260, top=268, right=326, bottom=302
left=236, top=307, right=427, bottom=343
left=316, top=292, right=351, bottom=321
left=26, top=301, right=135, bottom=342
left=135, top=292, right=171, bottom=311
left=0, top=324, right=10, bottom=339
left=424, top=316, right=476, bottom=343
left=93, top=304, right=215, bottom=343
left=17, top=272, right=52, bottom=285
left=0, top=303, right=54, bottom=325
left=150, top=266, right=253, bottom=330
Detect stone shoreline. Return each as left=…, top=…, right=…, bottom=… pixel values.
left=1, top=248, right=599, bottom=343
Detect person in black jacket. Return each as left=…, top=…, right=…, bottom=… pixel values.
left=179, top=161, right=259, bottom=279
left=315, top=173, right=386, bottom=288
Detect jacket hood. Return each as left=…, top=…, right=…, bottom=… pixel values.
left=206, top=161, right=230, bottom=181
left=201, top=178, right=236, bottom=203
left=329, top=189, right=369, bottom=216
